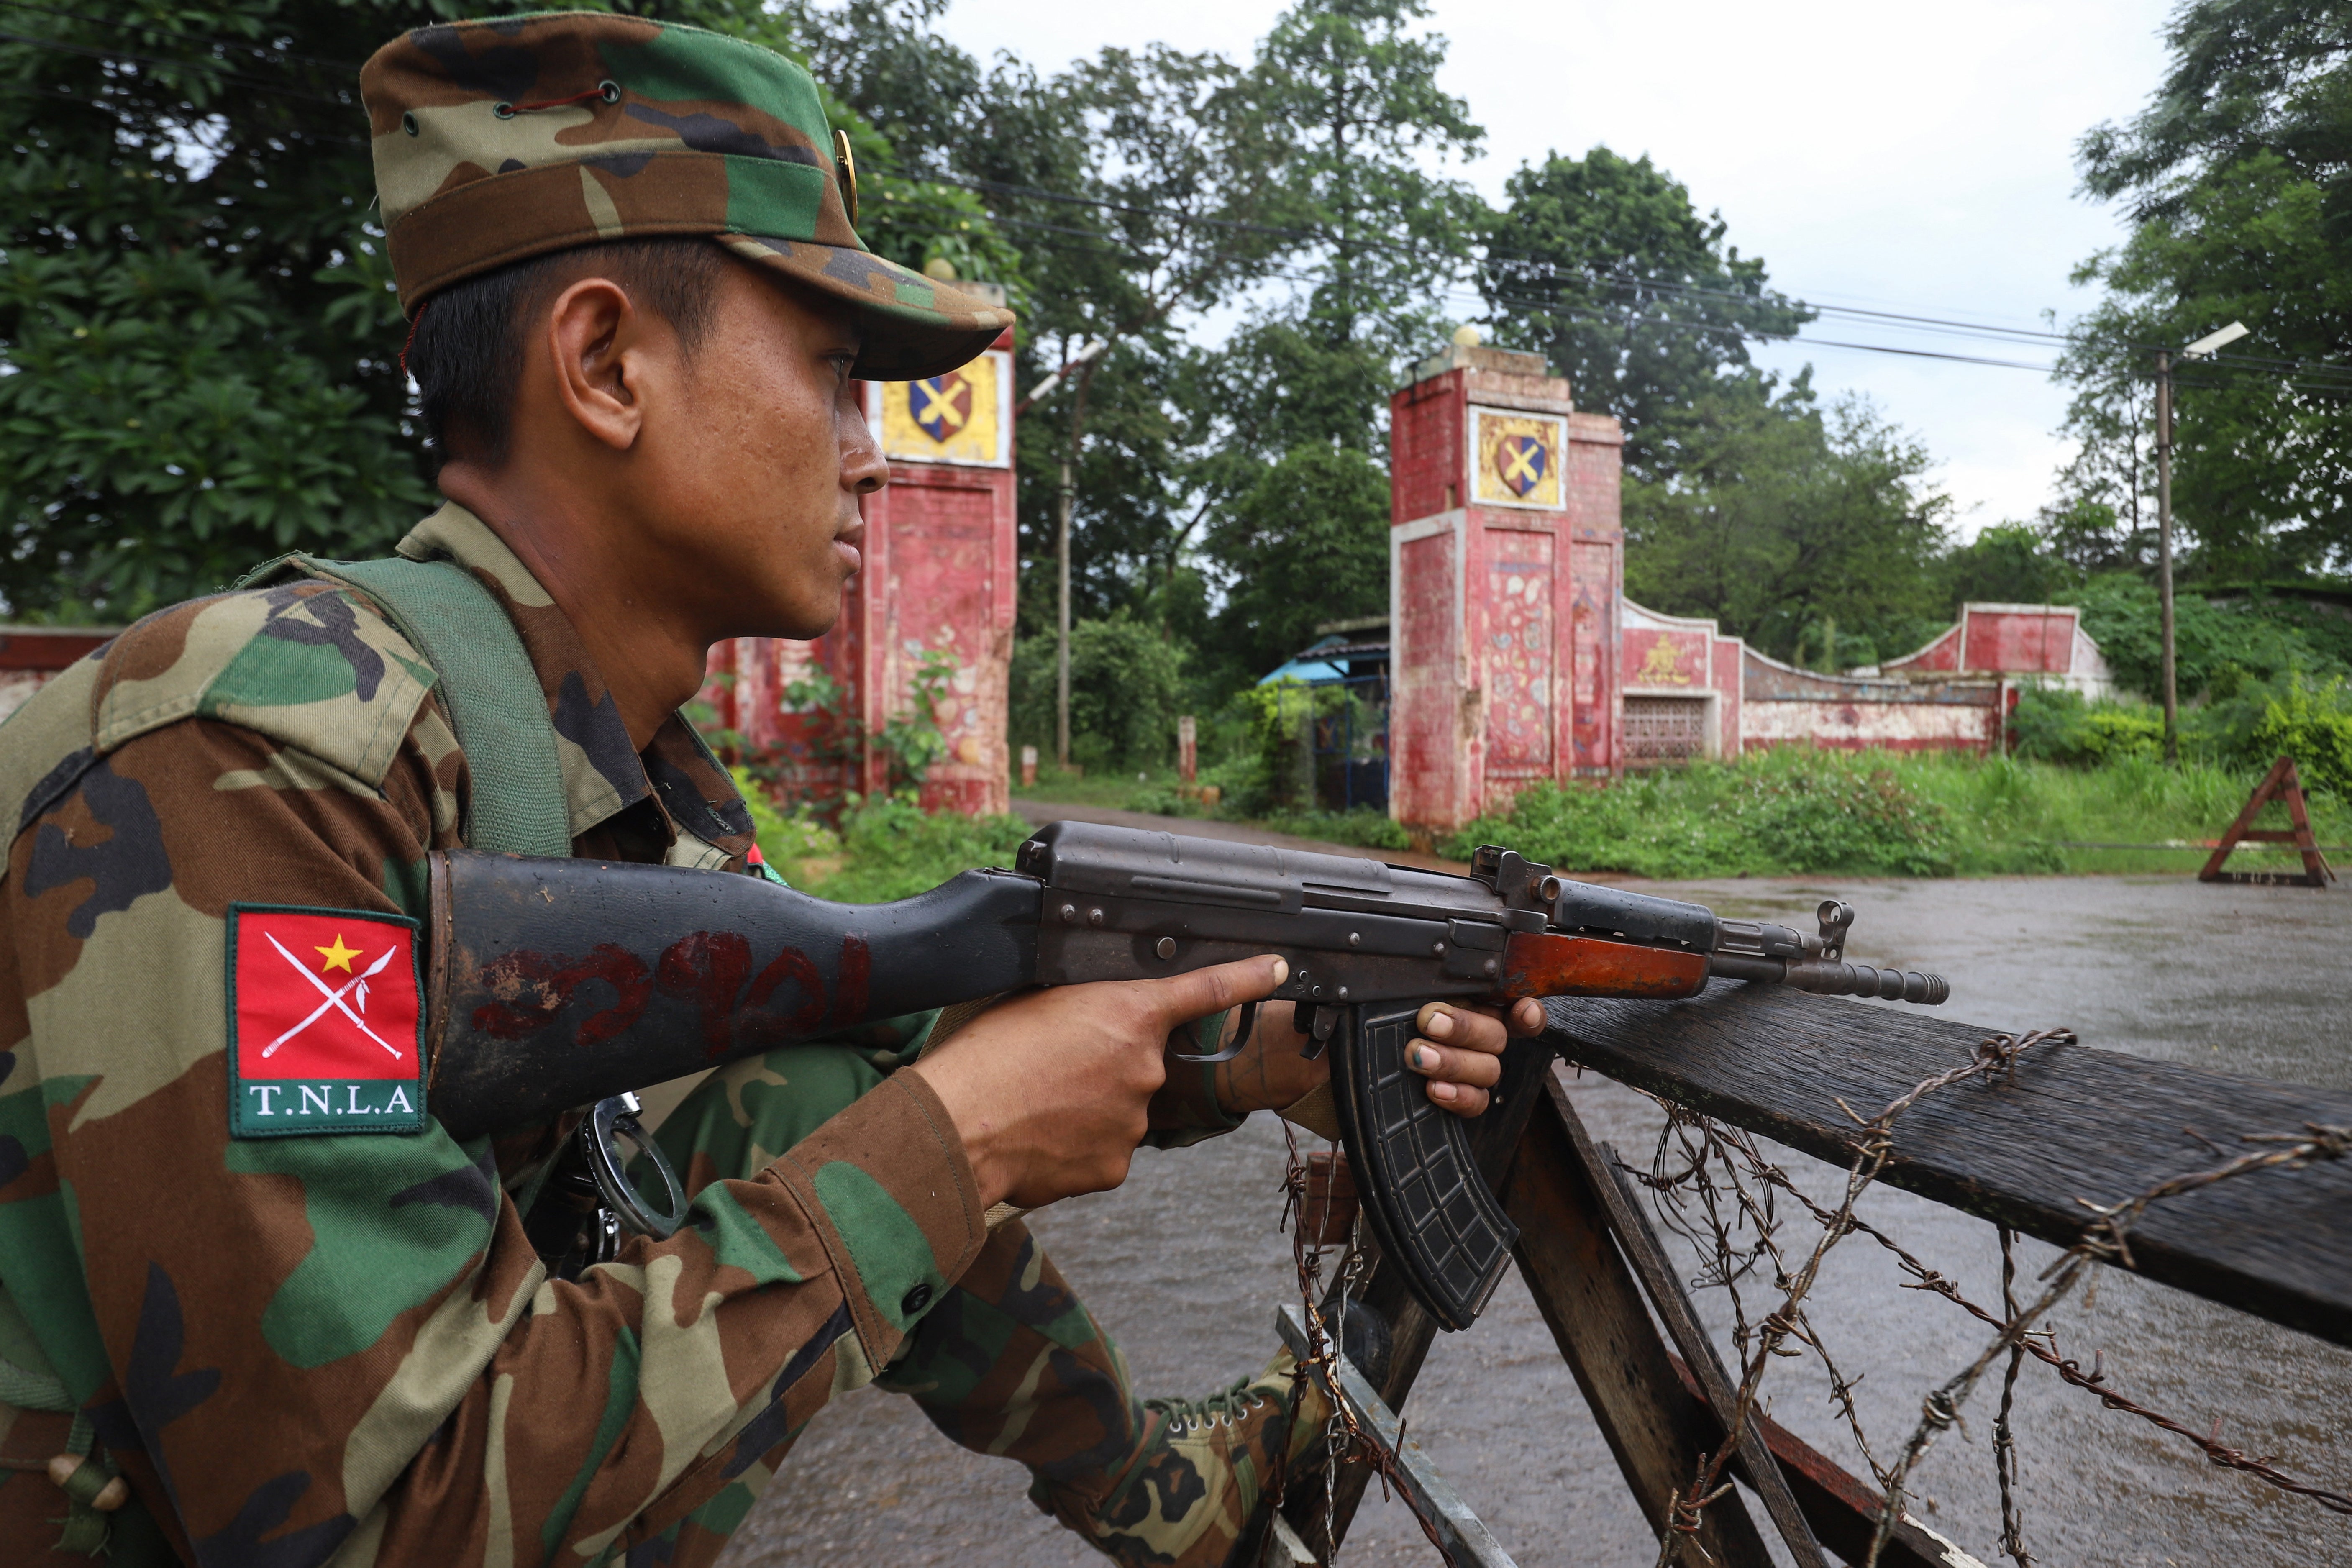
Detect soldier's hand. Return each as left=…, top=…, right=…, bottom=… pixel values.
left=909, top=955, right=1290, bottom=1212
left=1206, top=996, right=1546, bottom=1120
left=1401, top=998, right=1546, bottom=1117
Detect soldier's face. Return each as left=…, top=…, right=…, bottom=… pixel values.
left=645, top=265, right=886, bottom=639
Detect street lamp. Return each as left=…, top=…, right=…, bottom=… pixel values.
left=2154, top=320, right=2248, bottom=764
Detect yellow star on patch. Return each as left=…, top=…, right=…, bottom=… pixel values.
left=314, top=933, right=363, bottom=974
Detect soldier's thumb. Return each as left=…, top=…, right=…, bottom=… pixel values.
left=1147, top=954, right=1289, bottom=1027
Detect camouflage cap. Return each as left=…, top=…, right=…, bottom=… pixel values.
left=361, top=11, right=1013, bottom=380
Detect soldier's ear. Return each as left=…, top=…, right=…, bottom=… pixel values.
left=543, top=276, right=649, bottom=453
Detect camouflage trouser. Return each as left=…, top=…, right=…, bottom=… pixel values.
left=627, top=1043, right=1147, bottom=1568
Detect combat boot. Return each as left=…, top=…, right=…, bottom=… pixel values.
left=1034, top=1349, right=1332, bottom=1568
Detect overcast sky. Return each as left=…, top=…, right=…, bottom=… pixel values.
left=927, top=0, right=2178, bottom=539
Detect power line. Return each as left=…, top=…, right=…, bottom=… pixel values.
left=930, top=164, right=2352, bottom=393
left=881, top=189, right=2352, bottom=399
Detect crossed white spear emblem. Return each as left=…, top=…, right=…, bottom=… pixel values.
left=261, top=933, right=404, bottom=1060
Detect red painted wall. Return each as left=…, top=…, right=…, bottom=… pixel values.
left=702, top=331, right=1017, bottom=818
left=1389, top=344, right=1624, bottom=831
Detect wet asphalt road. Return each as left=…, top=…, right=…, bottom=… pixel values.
left=718, top=871, right=2351, bottom=1568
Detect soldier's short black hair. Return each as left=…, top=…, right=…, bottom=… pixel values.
left=405, top=238, right=727, bottom=469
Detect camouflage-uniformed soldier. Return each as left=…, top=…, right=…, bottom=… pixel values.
left=0, top=13, right=1530, bottom=1566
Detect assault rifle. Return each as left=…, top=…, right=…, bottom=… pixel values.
left=425, top=821, right=1946, bottom=1329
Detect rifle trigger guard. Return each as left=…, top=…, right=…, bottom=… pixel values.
left=583, top=1094, right=688, bottom=1241
left=1174, top=1000, right=1256, bottom=1063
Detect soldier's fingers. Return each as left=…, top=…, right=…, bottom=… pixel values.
left=1423, top=1079, right=1490, bottom=1117
left=1402, top=1038, right=1504, bottom=1090
left=1415, top=1002, right=1510, bottom=1058
left=1507, top=997, right=1547, bottom=1036
left=1143, top=955, right=1288, bottom=1028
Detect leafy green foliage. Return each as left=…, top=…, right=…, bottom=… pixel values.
left=2249, top=674, right=2352, bottom=796
left=874, top=648, right=960, bottom=791
left=1622, top=394, right=1953, bottom=667
left=2059, top=4, right=2352, bottom=577
left=1482, top=148, right=1812, bottom=487
left=1008, top=612, right=1188, bottom=770
left=1450, top=746, right=2352, bottom=879
left=2064, top=574, right=2351, bottom=697
left=1446, top=748, right=1957, bottom=879
left=1202, top=442, right=1390, bottom=683
left=1250, top=806, right=1409, bottom=851
left=793, top=794, right=1032, bottom=904
left=2009, top=687, right=2165, bottom=765
left=1940, top=523, right=2075, bottom=610
left=1245, top=0, right=1482, bottom=348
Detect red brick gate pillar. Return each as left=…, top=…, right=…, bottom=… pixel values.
left=702, top=308, right=1017, bottom=818
left=1387, top=340, right=1624, bottom=834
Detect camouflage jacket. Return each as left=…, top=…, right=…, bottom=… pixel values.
left=0, top=504, right=989, bottom=1564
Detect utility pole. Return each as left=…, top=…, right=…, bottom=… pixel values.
left=1056, top=457, right=1073, bottom=770
left=2156, top=320, right=2250, bottom=768
left=2155, top=347, right=2178, bottom=765
left=1016, top=336, right=1107, bottom=776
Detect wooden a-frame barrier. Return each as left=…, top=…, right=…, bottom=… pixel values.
left=2199, top=756, right=2337, bottom=888
left=1242, top=983, right=2352, bottom=1567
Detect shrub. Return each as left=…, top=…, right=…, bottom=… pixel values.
left=2248, top=675, right=2352, bottom=797
left=2011, top=686, right=2163, bottom=765
left=804, top=794, right=1033, bottom=904
left=1442, top=748, right=1955, bottom=879
left=1009, top=611, right=1188, bottom=770
left=730, top=766, right=840, bottom=868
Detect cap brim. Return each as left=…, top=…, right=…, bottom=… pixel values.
left=718, top=234, right=1013, bottom=382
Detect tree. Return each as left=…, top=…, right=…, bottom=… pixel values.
left=1624, top=392, right=1953, bottom=670
left=1202, top=440, right=1391, bottom=684
left=1940, top=521, right=2074, bottom=608
left=0, top=0, right=1015, bottom=623
left=1149, top=0, right=1484, bottom=686
left=1243, top=0, right=1483, bottom=354
left=2057, top=0, right=2352, bottom=577
left=1481, top=147, right=1814, bottom=486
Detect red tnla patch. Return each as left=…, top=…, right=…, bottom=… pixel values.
left=227, top=905, right=427, bottom=1138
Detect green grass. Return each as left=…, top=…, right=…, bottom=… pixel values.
left=1445, top=748, right=2351, bottom=880
left=1010, top=762, right=1179, bottom=808
left=734, top=774, right=1030, bottom=903
left=745, top=751, right=2350, bottom=901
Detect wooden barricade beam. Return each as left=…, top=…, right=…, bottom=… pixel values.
left=1547, top=984, right=2352, bottom=1348
left=2199, top=756, right=2337, bottom=887
left=1499, top=1072, right=1780, bottom=1568
left=1248, top=983, right=2352, bottom=1562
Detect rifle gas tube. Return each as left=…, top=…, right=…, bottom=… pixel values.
left=425, top=822, right=1946, bottom=1330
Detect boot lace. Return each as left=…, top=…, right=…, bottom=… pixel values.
left=1146, top=1375, right=1271, bottom=1435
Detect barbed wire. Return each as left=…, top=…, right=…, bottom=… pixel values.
left=1273, top=1115, right=1457, bottom=1567
left=1619, top=1034, right=2352, bottom=1568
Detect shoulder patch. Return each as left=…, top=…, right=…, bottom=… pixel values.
left=227, top=904, right=428, bottom=1138
left=92, top=584, right=436, bottom=789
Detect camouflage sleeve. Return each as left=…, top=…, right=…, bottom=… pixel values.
left=4, top=713, right=986, bottom=1565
